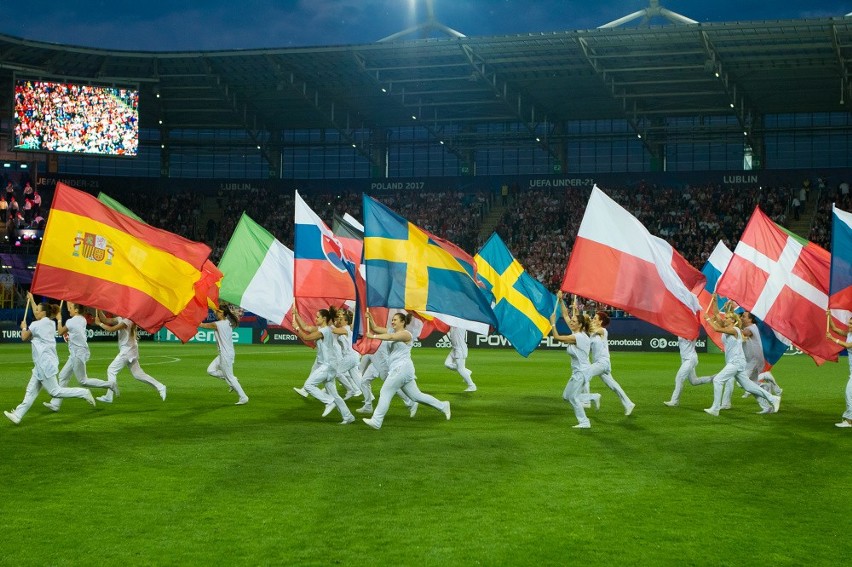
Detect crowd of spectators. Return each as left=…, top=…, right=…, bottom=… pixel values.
left=31, top=176, right=852, bottom=317
left=109, top=190, right=204, bottom=242
left=2, top=178, right=47, bottom=233
left=14, top=81, right=138, bottom=156
left=202, top=188, right=491, bottom=262
left=809, top=179, right=852, bottom=250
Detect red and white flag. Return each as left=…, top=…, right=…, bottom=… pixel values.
left=715, top=206, right=843, bottom=364
left=562, top=186, right=705, bottom=339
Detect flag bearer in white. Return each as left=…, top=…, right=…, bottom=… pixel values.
left=444, top=326, right=477, bottom=392
left=588, top=311, right=635, bottom=416
left=292, top=306, right=355, bottom=424
left=334, top=309, right=363, bottom=400
left=200, top=305, right=248, bottom=405
left=702, top=311, right=780, bottom=417
left=5, top=293, right=95, bottom=425
left=45, top=301, right=118, bottom=412
left=362, top=312, right=451, bottom=430
left=726, top=311, right=779, bottom=413
left=95, top=311, right=167, bottom=403
left=826, top=313, right=852, bottom=428
left=664, top=337, right=712, bottom=407
left=550, top=292, right=593, bottom=429
left=358, top=313, right=416, bottom=415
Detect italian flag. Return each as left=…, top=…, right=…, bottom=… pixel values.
left=218, top=214, right=294, bottom=325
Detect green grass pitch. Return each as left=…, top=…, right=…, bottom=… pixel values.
left=1, top=342, right=850, bottom=566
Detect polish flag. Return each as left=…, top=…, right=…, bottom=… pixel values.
left=562, top=186, right=704, bottom=340
left=716, top=206, right=844, bottom=364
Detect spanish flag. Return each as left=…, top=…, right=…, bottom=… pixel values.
left=32, top=183, right=222, bottom=342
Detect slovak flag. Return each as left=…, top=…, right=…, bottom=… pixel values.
left=696, top=241, right=731, bottom=349
left=294, top=191, right=356, bottom=302
left=716, top=206, right=843, bottom=363
left=829, top=205, right=852, bottom=311
left=562, top=185, right=705, bottom=340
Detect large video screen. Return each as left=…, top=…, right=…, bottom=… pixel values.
left=13, top=79, right=139, bottom=157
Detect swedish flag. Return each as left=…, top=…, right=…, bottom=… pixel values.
left=363, top=195, right=497, bottom=327
left=474, top=233, right=556, bottom=357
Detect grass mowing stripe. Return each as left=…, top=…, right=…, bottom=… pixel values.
left=1, top=343, right=849, bottom=565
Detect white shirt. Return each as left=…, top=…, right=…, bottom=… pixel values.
left=742, top=323, right=765, bottom=368
left=678, top=337, right=697, bottom=361
left=29, top=316, right=60, bottom=377
left=64, top=314, right=89, bottom=357
left=115, top=317, right=139, bottom=359
left=387, top=331, right=414, bottom=376
left=566, top=332, right=591, bottom=376
left=722, top=327, right=746, bottom=369
left=213, top=319, right=235, bottom=360
left=316, top=326, right=339, bottom=367
left=847, top=332, right=852, bottom=374
left=589, top=329, right=610, bottom=363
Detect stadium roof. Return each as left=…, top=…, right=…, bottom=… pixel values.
left=1, top=16, right=851, bottom=157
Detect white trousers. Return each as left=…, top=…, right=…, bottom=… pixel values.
left=98, top=352, right=165, bottom=402
left=444, top=352, right=474, bottom=386
left=844, top=373, right=852, bottom=421
left=304, top=363, right=352, bottom=419
left=587, top=359, right=632, bottom=409
left=207, top=355, right=247, bottom=400
left=11, top=369, right=92, bottom=420
left=709, top=363, right=774, bottom=411
left=50, top=353, right=111, bottom=408
left=563, top=372, right=590, bottom=427
left=669, top=356, right=713, bottom=403
left=358, top=359, right=411, bottom=406
left=370, top=372, right=445, bottom=428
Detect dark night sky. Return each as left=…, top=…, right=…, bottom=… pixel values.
left=0, top=1, right=849, bottom=51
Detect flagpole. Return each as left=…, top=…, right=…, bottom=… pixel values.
left=828, top=202, right=837, bottom=312
left=22, top=294, right=31, bottom=325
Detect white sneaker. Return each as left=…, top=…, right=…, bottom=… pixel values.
left=96, top=394, right=112, bottom=404
left=343, top=390, right=355, bottom=401
left=321, top=403, right=336, bottom=417
left=293, top=387, right=308, bottom=398
left=464, top=384, right=477, bottom=392
left=235, top=397, right=249, bottom=405
left=409, top=402, right=419, bottom=418
left=758, top=406, right=774, bottom=414
left=43, top=402, right=60, bottom=412
left=582, top=402, right=591, bottom=409
left=771, top=395, right=781, bottom=413
left=835, top=421, right=852, bottom=428
left=663, top=400, right=678, bottom=407
left=109, top=380, right=120, bottom=398
left=624, top=401, right=635, bottom=416
left=158, top=386, right=167, bottom=401
left=572, top=422, right=591, bottom=429
left=720, top=403, right=732, bottom=410
left=362, top=417, right=381, bottom=430
left=340, top=414, right=355, bottom=425
left=741, top=392, right=751, bottom=398
left=4, top=410, right=21, bottom=425
left=355, top=405, right=373, bottom=414
left=704, top=408, right=719, bottom=417
left=591, top=393, right=601, bottom=411
left=84, top=392, right=96, bottom=407
left=442, top=401, right=451, bottom=420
